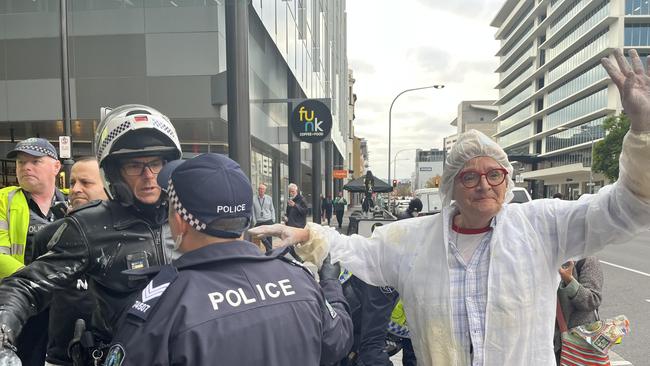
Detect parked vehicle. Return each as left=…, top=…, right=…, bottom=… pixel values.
left=510, top=187, right=532, bottom=203
left=414, top=188, right=442, bottom=215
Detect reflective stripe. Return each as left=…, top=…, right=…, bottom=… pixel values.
left=10, top=243, right=24, bottom=256
left=0, top=220, right=7, bottom=231
left=0, top=246, right=10, bottom=255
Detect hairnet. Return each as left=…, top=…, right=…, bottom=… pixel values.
left=440, top=129, right=514, bottom=207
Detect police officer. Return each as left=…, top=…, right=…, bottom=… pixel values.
left=0, top=104, right=181, bottom=364
left=31, top=157, right=108, bottom=366
left=0, top=137, right=67, bottom=366
left=103, top=153, right=353, bottom=366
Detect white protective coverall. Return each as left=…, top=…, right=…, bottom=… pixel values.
left=298, top=131, right=650, bottom=365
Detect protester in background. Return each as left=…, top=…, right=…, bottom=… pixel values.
left=253, top=183, right=275, bottom=251
left=0, top=138, right=66, bottom=366
left=250, top=47, right=650, bottom=366
left=554, top=257, right=603, bottom=364
left=322, top=194, right=333, bottom=226
left=399, top=198, right=423, bottom=220
left=333, top=191, right=348, bottom=229
left=285, top=183, right=308, bottom=228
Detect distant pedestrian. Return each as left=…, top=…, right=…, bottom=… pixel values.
left=398, top=198, right=423, bottom=220
left=333, top=191, right=348, bottom=229
left=285, top=183, right=308, bottom=228
left=322, top=195, right=333, bottom=226
left=253, top=183, right=276, bottom=251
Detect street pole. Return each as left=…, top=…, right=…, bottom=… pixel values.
left=59, top=0, right=73, bottom=187
left=388, top=84, right=444, bottom=183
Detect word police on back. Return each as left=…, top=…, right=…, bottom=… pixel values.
left=215, top=203, right=247, bottom=214
left=208, top=278, right=296, bottom=310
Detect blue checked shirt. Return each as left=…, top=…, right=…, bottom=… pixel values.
left=447, top=226, right=493, bottom=366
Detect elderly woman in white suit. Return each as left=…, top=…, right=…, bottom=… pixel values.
left=251, top=49, right=650, bottom=366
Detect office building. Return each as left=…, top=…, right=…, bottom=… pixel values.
left=413, top=148, right=444, bottom=190
left=0, top=0, right=350, bottom=215
left=490, top=0, right=633, bottom=199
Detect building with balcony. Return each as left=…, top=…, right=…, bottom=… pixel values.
left=490, top=0, right=638, bottom=199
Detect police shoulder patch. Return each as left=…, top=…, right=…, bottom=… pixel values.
left=127, top=264, right=178, bottom=321
left=104, top=343, right=125, bottom=366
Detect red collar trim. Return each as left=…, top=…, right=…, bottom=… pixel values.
left=451, top=223, right=492, bottom=234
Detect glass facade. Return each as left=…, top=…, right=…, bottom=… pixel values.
left=498, top=123, right=531, bottom=148
left=548, top=29, right=608, bottom=83
left=544, top=117, right=605, bottom=153
left=624, top=24, right=650, bottom=46
left=500, top=84, right=534, bottom=114
left=548, top=0, right=609, bottom=61
left=0, top=0, right=350, bottom=197
left=543, top=88, right=607, bottom=130
left=500, top=63, right=534, bottom=98
left=547, top=62, right=607, bottom=105
left=626, top=0, right=650, bottom=14
left=499, top=105, right=531, bottom=131
left=549, top=0, right=586, bottom=36
left=538, top=147, right=592, bottom=168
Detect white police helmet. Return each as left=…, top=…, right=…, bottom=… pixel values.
left=94, top=104, right=182, bottom=202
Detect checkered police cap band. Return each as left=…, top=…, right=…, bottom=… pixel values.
left=168, top=179, right=208, bottom=232
left=16, top=144, right=58, bottom=159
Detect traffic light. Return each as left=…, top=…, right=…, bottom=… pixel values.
left=392, top=179, right=398, bottom=188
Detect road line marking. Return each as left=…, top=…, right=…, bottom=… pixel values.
left=646, top=299, right=650, bottom=303
left=599, top=260, right=650, bottom=277
left=611, top=362, right=632, bottom=366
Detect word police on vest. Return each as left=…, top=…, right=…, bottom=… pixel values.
left=209, top=279, right=296, bottom=310
left=216, top=204, right=247, bottom=214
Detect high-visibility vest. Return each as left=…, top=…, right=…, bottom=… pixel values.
left=0, top=186, right=29, bottom=278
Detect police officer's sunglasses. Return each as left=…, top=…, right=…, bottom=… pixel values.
left=457, top=168, right=508, bottom=189
left=121, top=159, right=165, bottom=176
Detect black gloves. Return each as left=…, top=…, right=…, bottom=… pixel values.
left=318, top=254, right=341, bottom=282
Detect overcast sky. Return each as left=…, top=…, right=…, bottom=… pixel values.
left=346, top=0, right=505, bottom=180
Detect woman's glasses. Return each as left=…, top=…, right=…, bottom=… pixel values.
left=457, top=168, right=508, bottom=188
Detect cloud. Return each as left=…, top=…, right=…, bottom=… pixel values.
left=408, top=48, right=451, bottom=74
left=349, top=58, right=377, bottom=75
left=409, top=47, right=498, bottom=83
left=416, top=0, right=505, bottom=19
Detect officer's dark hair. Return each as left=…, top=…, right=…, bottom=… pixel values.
left=204, top=217, right=250, bottom=238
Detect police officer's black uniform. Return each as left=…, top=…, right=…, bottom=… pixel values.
left=107, top=244, right=352, bottom=366
left=0, top=104, right=182, bottom=365
left=104, top=153, right=353, bottom=366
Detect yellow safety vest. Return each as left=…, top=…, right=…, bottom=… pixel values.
left=0, top=186, right=29, bottom=278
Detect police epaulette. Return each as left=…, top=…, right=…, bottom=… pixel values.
left=67, top=199, right=102, bottom=214
left=278, top=254, right=315, bottom=278
left=126, top=264, right=178, bottom=321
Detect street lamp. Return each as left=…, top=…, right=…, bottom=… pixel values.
left=388, top=84, right=444, bottom=183
left=393, top=148, right=417, bottom=181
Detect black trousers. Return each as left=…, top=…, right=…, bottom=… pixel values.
left=16, top=309, right=49, bottom=366
left=254, top=220, right=274, bottom=251
left=335, top=210, right=344, bottom=228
